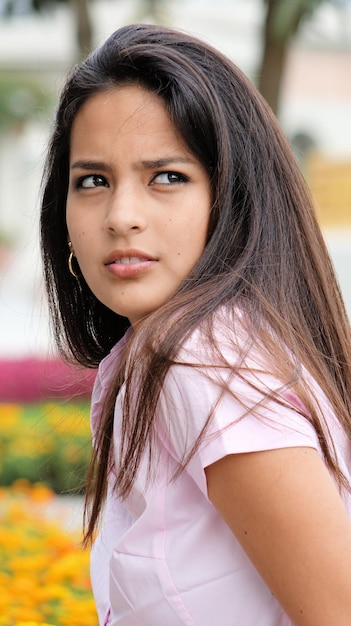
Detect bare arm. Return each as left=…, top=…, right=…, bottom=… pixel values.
left=205, top=447, right=351, bottom=626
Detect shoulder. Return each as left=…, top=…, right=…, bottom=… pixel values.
left=158, top=307, right=323, bottom=466
left=168, top=306, right=284, bottom=396
left=160, top=307, right=248, bottom=414
left=176, top=306, right=251, bottom=366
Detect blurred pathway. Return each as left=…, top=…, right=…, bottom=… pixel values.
left=44, top=495, right=85, bottom=533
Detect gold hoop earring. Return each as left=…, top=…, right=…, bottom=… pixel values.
left=68, top=251, right=80, bottom=279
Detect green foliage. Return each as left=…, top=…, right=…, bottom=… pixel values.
left=266, top=0, right=325, bottom=41
left=0, top=402, right=92, bottom=493
left=0, top=72, right=53, bottom=128
left=1, top=0, right=66, bottom=16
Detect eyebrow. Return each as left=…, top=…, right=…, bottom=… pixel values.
left=70, top=160, right=112, bottom=171
left=70, top=156, right=195, bottom=171
left=137, top=157, right=194, bottom=169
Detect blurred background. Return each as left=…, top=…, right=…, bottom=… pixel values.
left=0, top=0, right=351, bottom=357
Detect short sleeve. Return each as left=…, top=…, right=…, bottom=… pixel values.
left=157, top=340, right=321, bottom=496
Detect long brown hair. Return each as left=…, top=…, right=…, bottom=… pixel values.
left=40, top=24, right=351, bottom=545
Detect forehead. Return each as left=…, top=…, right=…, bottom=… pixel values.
left=69, top=85, right=188, bottom=159
left=72, top=86, right=170, bottom=136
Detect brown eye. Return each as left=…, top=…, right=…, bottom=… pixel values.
left=151, top=171, right=188, bottom=185
left=79, top=174, right=108, bottom=188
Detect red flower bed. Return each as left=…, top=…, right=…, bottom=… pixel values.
left=0, top=358, right=96, bottom=402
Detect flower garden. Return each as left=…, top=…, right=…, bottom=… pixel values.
left=0, top=359, right=98, bottom=626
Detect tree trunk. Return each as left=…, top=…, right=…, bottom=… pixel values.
left=258, top=0, right=290, bottom=116
left=258, top=33, right=288, bottom=116
left=70, top=0, right=93, bottom=62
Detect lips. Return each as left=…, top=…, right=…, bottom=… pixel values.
left=104, top=249, right=156, bottom=266
left=104, top=249, right=157, bottom=278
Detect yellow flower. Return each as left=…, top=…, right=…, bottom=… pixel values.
left=1, top=484, right=98, bottom=626
left=14, top=623, right=55, bottom=626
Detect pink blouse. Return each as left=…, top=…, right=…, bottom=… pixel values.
left=90, top=318, right=351, bottom=626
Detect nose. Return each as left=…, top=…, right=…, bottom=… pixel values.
left=104, top=183, right=147, bottom=236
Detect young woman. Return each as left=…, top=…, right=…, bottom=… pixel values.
left=40, top=23, right=351, bottom=626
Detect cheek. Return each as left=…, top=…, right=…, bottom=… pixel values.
left=66, top=200, right=87, bottom=235
left=66, top=227, right=90, bottom=264
left=175, top=233, right=207, bottom=275
left=65, top=205, right=76, bottom=240
left=190, top=214, right=210, bottom=252
left=66, top=206, right=87, bottom=246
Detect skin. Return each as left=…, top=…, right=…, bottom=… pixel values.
left=206, top=447, right=351, bottom=625
left=66, top=85, right=212, bottom=326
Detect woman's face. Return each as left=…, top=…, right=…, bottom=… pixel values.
left=66, top=85, right=211, bottom=325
